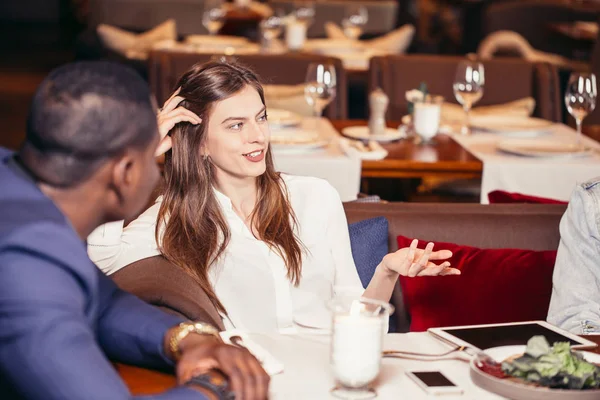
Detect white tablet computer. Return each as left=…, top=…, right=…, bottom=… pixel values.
left=428, top=320, right=598, bottom=351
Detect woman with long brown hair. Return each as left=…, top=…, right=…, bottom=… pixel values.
left=88, top=61, right=459, bottom=333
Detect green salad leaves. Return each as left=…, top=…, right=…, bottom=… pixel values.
left=501, top=336, right=600, bottom=390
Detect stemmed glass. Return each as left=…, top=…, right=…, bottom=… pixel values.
left=453, top=60, right=485, bottom=135
left=202, top=0, right=225, bottom=36
left=304, top=63, right=337, bottom=118
left=565, top=72, right=597, bottom=150
left=342, top=5, right=368, bottom=40
left=259, top=13, right=283, bottom=52
left=294, top=0, right=315, bottom=27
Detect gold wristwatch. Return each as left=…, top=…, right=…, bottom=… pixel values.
left=169, top=322, right=221, bottom=360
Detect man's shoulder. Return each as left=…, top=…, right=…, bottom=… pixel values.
left=581, top=177, right=600, bottom=193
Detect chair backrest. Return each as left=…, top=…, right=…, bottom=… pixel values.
left=89, top=0, right=210, bottom=35
left=267, top=0, right=398, bottom=38
left=483, top=0, right=600, bottom=58
left=148, top=49, right=348, bottom=119
left=369, top=54, right=562, bottom=122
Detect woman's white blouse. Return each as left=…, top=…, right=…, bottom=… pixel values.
left=87, top=175, right=365, bottom=333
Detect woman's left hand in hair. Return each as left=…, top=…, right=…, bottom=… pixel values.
left=381, top=239, right=460, bottom=277
left=156, top=88, right=202, bottom=156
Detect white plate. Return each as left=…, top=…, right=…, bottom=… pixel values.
left=267, top=109, right=302, bottom=128
left=342, top=126, right=406, bottom=142
left=471, top=116, right=553, bottom=136
left=497, top=139, right=594, bottom=158
left=270, top=131, right=330, bottom=153
left=470, top=345, right=600, bottom=400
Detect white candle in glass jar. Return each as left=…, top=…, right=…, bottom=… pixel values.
left=331, top=314, right=384, bottom=388
left=285, top=21, right=307, bottom=50
left=413, top=102, right=441, bottom=141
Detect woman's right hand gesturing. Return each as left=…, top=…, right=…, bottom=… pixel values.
left=155, top=88, right=202, bottom=157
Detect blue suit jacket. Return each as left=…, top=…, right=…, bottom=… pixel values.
left=0, top=148, right=205, bottom=399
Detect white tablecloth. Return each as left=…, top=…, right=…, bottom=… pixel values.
left=249, top=332, right=503, bottom=399
left=271, top=118, right=361, bottom=202
left=452, top=124, right=600, bottom=204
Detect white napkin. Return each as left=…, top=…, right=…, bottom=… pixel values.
left=220, top=330, right=284, bottom=376
left=97, top=19, right=177, bottom=60
left=339, top=138, right=388, bottom=160
left=323, top=23, right=415, bottom=54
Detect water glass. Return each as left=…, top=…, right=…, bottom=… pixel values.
left=329, top=296, right=394, bottom=400
left=304, top=63, right=336, bottom=117
left=342, top=5, right=368, bottom=40
left=260, top=14, right=283, bottom=51
left=565, top=72, right=597, bottom=149
left=202, top=0, right=225, bottom=36
left=453, top=60, right=484, bottom=135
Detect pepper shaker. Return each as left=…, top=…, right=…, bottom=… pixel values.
left=368, top=88, right=388, bottom=136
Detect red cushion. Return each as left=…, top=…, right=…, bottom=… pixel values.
left=488, top=190, right=567, bottom=204
left=397, top=235, right=557, bottom=332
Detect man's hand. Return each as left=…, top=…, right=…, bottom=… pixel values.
left=168, top=331, right=270, bottom=400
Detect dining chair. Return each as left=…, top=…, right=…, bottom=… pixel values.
left=148, top=49, right=348, bottom=119
left=368, top=54, right=562, bottom=122
left=482, top=0, right=600, bottom=60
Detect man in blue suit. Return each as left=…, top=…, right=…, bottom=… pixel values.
left=0, top=62, right=268, bottom=399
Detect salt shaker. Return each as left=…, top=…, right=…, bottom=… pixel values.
left=368, top=88, right=388, bottom=136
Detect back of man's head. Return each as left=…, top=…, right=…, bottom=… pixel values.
left=21, top=61, right=157, bottom=187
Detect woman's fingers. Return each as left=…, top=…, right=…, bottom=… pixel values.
left=407, top=242, right=433, bottom=277
left=161, top=88, right=182, bottom=113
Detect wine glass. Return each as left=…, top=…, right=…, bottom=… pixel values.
left=294, top=0, right=315, bottom=27
left=259, top=13, right=283, bottom=51
left=202, top=0, right=225, bottom=36
left=342, top=5, right=368, bottom=40
left=304, top=63, right=337, bottom=118
left=453, top=60, right=485, bottom=135
left=565, top=72, right=597, bottom=149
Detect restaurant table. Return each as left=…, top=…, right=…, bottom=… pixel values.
left=331, top=120, right=483, bottom=181
left=272, top=118, right=361, bottom=202
left=118, top=333, right=600, bottom=398
left=452, top=123, right=600, bottom=203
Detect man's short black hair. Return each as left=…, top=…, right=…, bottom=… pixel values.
left=21, top=61, right=157, bottom=187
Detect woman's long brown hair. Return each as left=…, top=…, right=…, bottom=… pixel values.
left=157, top=61, right=304, bottom=313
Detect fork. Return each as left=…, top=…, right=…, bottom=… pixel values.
left=382, top=345, right=466, bottom=359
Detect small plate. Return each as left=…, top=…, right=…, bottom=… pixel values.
left=471, top=116, right=553, bottom=136
left=270, top=131, right=330, bottom=153
left=471, top=345, right=600, bottom=400
left=267, top=109, right=302, bottom=128
left=497, top=139, right=594, bottom=158
left=342, top=126, right=406, bottom=143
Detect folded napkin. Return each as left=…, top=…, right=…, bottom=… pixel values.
left=264, top=84, right=314, bottom=117
left=97, top=19, right=177, bottom=60
left=324, top=23, right=415, bottom=54
left=220, top=330, right=284, bottom=376
left=442, top=97, right=536, bottom=123
left=339, top=138, right=388, bottom=160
